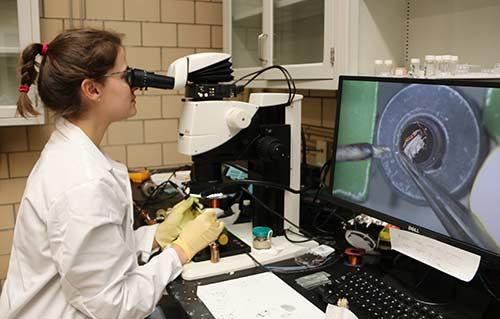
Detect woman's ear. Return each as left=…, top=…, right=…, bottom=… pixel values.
left=80, top=78, right=103, bottom=104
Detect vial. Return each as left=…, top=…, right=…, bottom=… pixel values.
left=450, top=55, right=459, bottom=75
left=441, top=55, right=452, bottom=77
left=435, top=55, right=443, bottom=77
left=383, top=59, right=393, bottom=76
left=409, top=58, right=421, bottom=78
left=374, top=59, right=384, bottom=75
left=424, top=55, right=436, bottom=77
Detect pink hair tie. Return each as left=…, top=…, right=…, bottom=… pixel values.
left=41, top=43, right=48, bottom=56
left=18, top=85, right=30, bottom=93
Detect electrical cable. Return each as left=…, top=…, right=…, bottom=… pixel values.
left=201, top=179, right=303, bottom=196
left=478, top=271, right=500, bottom=302
left=232, top=65, right=296, bottom=108
left=140, top=165, right=190, bottom=209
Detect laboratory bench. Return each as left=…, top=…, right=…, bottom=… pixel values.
left=158, top=240, right=500, bottom=319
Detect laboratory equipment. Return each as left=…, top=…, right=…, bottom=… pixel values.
left=374, top=59, right=383, bottom=76
left=331, top=76, right=500, bottom=265
left=382, top=59, right=393, bottom=76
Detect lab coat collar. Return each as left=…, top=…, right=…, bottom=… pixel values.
left=55, top=118, right=113, bottom=172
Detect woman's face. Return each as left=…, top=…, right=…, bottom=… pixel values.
left=100, top=47, right=137, bottom=122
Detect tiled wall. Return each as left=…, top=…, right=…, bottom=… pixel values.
left=0, top=0, right=337, bottom=288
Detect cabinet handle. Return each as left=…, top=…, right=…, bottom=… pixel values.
left=258, top=33, right=268, bottom=64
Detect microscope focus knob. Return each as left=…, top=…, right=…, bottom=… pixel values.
left=226, top=108, right=251, bottom=130
left=257, top=136, right=288, bottom=161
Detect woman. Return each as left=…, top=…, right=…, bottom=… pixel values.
left=0, top=28, right=224, bottom=319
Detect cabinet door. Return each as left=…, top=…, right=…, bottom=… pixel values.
left=271, top=0, right=334, bottom=80
left=224, top=0, right=268, bottom=80
left=0, top=0, right=44, bottom=126
left=224, top=0, right=334, bottom=84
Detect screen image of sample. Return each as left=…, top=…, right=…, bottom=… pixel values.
left=333, top=80, right=500, bottom=254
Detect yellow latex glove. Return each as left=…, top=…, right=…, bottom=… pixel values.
left=155, top=197, right=200, bottom=249
left=173, top=209, right=225, bottom=261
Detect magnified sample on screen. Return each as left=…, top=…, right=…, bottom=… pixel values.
left=332, top=79, right=500, bottom=254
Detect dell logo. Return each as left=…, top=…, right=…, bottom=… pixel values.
left=408, top=226, right=420, bottom=233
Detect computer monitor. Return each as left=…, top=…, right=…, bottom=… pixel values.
left=331, top=76, right=500, bottom=263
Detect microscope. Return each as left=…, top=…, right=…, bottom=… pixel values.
left=129, top=53, right=312, bottom=278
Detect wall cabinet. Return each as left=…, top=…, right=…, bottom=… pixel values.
left=0, top=0, right=44, bottom=126
left=223, top=0, right=335, bottom=87
left=224, top=0, right=500, bottom=89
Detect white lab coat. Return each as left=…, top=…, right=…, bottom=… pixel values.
left=0, top=119, right=183, bottom=319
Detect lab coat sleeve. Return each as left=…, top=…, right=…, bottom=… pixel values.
left=134, top=224, right=159, bottom=263
left=47, top=179, right=183, bottom=319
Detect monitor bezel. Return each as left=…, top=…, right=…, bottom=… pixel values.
left=330, top=75, right=500, bottom=266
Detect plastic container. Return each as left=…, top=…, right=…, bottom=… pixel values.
left=441, top=55, right=452, bottom=76
left=409, top=58, right=421, bottom=78
left=450, top=56, right=459, bottom=75
left=374, top=59, right=384, bottom=75
left=252, top=226, right=273, bottom=250
left=424, top=55, right=436, bottom=77
left=382, top=59, right=393, bottom=76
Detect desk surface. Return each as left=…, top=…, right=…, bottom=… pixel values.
left=163, top=253, right=495, bottom=319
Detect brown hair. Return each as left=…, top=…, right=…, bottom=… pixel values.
left=17, top=28, right=122, bottom=118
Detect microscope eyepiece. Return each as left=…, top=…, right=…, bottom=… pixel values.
left=128, top=68, right=175, bottom=90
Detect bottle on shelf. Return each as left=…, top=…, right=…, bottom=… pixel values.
left=409, top=58, right=421, bottom=78
left=435, top=55, right=443, bottom=77
left=441, top=55, right=452, bottom=77
left=424, top=55, right=436, bottom=77
left=450, top=56, right=459, bottom=75
left=382, top=59, right=393, bottom=76
left=374, top=59, right=384, bottom=75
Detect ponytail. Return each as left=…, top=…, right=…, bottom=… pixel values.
left=16, top=43, right=47, bottom=117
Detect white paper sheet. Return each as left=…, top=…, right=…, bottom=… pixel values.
left=197, top=272, right=325, bottom=319
left=390, top=228, right=481, bottom=282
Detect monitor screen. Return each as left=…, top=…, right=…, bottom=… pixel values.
left=331, top=76, right=500, bottom=259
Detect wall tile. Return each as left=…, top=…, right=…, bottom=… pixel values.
left=125, top=47, right=162, bottom=70
left=127, top=144, right=162, bottom=168
left=161, top=48, right=195, bottom=70
left=0, top=205, right=14, bottom=230
left=322, top=98, right=337, bottom=129
left=101, top=145, right=127, bottom=164
left=43, top=0, right=82, bottom=19
left=161, top=0, right=194, bottom=23
left=0, top=255, right=9, bottom=280
left=105, top=21, right=142, bottom=46
left=195, top=2, right=222, bottom=25
left=27, top=125, right=55, bottom=151
left=130, top=96, right=163, bottom=120
left=0, top=127, right=28, bottom=153
left=0, top=230, right=13, bottom=255
left=0, top=178, right=26, bottom=205
left=107, top=121, right=144, bottom=145
left=0, top=154, right=8, bottom=179
left=302, top=97, right=322, bottom=126
left=40, top=19, right=64, bottom=43
left=144, top=119, right=178, bottom=143
left=211, top=26, right=222, bottom=48
left=142, top=23, right=177, bottom=47
left=86, top=0, right=123, bottom=20
left=178, top=24, right=211, bottom=48
left=125, top=0, right=160, bottom=22
left=63, top=19, right=104, bottom=30
left=162, top=95, right=183, bottom=118
left=8, top=152, right=41, bottom=178
left=162, top=142, right=190, bottom=166
left=195, top=48, right=222, bottom=53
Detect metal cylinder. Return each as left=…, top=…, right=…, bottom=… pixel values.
left=209, top=242, right=220, bottom=263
